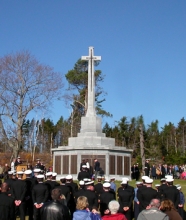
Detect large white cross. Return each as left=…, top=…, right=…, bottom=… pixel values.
left=81, top=47, right=101, bottom=117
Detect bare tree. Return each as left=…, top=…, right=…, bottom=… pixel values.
left=0, top=51, right=64, bottom=157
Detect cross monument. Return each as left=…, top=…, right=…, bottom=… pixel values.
left=81, top=47, right=101, bottom=117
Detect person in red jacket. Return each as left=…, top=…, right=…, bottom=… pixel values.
left=102, top=200, right=127, bottom=220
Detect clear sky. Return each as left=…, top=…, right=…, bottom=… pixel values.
left=1, top=1, right=186, bottom=129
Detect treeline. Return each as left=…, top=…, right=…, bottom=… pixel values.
left=1, top=114, right=186, bottom=166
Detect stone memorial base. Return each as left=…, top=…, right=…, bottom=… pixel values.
left=52, top=116, right=133, bottom=181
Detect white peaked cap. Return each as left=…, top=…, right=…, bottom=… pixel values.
left=136, top=181, right=142, bottom=185
left=155, top=184, right=160, bottom=187
left=34, top=168, right=41, bottom=173
left=177, top=186, right=181, bottom=190
left=121, top=179, right=127, bottom=184
left=8, top=171, right=13, bottom=175
left=85, top=181, right=94, bottom=185
left=52, top=172, right=57, bottom=177
left=145, top=178, right=153, bottom=184
left=79, top=180, right=85, bottom=185
left=142, top=176, right=149, bottom=180
left=165, top=175, right=172, bottom=179
left=166, top=178, right=174, bottom=182
left=24, top=170, right=32, bottom=175
left=103, top=182, right=111, bottom=188
left=37, top=174, right=44, bottom=179
left=66, top=174, right=72, bottom=180
left=82, top=165, right=87, bottom=168
left=104, top=179, right=110, bottom=182
left=46, top=172, right=53, bottom=176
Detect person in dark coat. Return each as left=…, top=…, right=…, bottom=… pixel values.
left=0, top=182, right=15, bottom=220
left=117, top=179, right=134, bottom=220
left=98, top=182, right=116, bottom=216
left=151, top=164, right=157, bottom=179
left=55, top=177, right=71, bottom=205
left=65, top=175, right=78, bottom=216
left=131, top=165, right=136, bottom=180
left=94, top=159, right=100, bottom=180
left=144, top=159, right=150, bottom=176
left=24, top=169, right=38, bottom=220
left=137, top=178, right=158, bottom=212
left=32, top=174, right=49, bottom=220
left=11, top=171, right=27, bottom=220
left=77, top=165, right=90, bottom=181
left=14, top=156, right=22, bottom=167
left=78, top=181, right=98, bottom=211
left=135, top=164, right=140, bottom=181
left=80, top=159, right=86, bottom=171
left=94, top=176, right=103, bottom=196
left=163, top=177, right=180, bottom=209
left=41, top=188, right=70, bottom=220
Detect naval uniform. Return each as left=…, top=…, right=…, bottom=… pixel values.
left=11, top=178, right=27, bottom=220
left=99, top=190, right=116, bottom=216
left=32, top=182, right=49, bottom=220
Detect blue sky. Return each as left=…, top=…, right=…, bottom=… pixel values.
left=1, top=1, right=186, bottom=129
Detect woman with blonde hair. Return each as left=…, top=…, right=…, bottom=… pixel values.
left=160, top=199, right=182, bottom=220
left=73, top=196, right=101, bottom=220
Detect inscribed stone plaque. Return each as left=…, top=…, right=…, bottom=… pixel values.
left=63, top=155, right=69, bottom=174
left=55, top=155, right=61, bottom=174
left=109, top=155, right=115, bottom=175
left=124, top=156, right=130, bottom=175
left=117, top=156, right=122, bottom=175
left=71, top=155, right=77, bottom=174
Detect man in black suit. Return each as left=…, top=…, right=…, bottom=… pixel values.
left=138, top=178, right=158, bottom=212
left=11, top=171, right=27, bottom=220
left=94, top=158, right=100, bottom=180
left=55, top=177, right=71, bottom=205
left=77, top=165, right=90, bottom=181
left=0, top=182, right=15, bottom=220
left=163, top=177, right=180, bottom=209
left=32, top=174, right=49, bottom=220
left=94, top=176, right=103, bottom=196
left=117, top=179, right=134, bottom=220
left=24, top=169, right=38, bottom=220
left=98, top=182, right=116, bottom=216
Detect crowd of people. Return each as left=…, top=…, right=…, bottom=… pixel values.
left=131, top=159, right=186, bottom=180
left=0, top=157, right=185, bottom=220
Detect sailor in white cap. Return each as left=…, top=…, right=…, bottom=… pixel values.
left=163, top=177, right=180, bottom=209
left=51, top=172, right=60, bottom=188
left=58, top=177, right=71, bottom=205
left=24, top=169, right=37, bottom=219
left=65, top=174, right=78, bottom=215
left=33, top=168, right=41, bottom=179
left=177, top=185, right=185, bottom=219
left=94, top=176, right=103, bottom=196
left=11, top=170, right=27, bottom=219
left=32, top=174, right=49, bottom=220
left=77, top=164, right=90, bottom=181
left=99, top=182, right=115, bottom=216
left=138, top=178, right=158, bottom=212
left=117, top=179, right=134, bottom=220
left=5, top=171, right=14, bottom=193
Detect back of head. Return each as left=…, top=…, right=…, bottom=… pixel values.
left=108, top=200, right=120, bottom=214
left=51, top=188, right=61, bottom=201
left=76, top=196, right=89, bottom=210
left=1, top=182, right=9, bottom=193
left=160, top=199, right=175, bottom=211
left=150, top=199, right=161, bottom=209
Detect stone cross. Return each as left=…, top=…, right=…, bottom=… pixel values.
left=81, top=47, right=101, bottom=117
